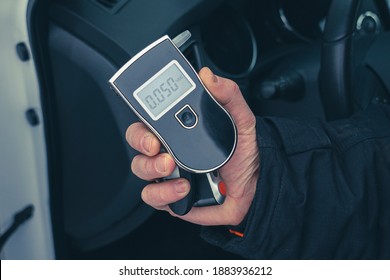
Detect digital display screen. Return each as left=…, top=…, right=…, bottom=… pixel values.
left=134, top=60, right=196, bottom=120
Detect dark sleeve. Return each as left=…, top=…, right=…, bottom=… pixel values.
left=201, top=104, right=390, bottom=259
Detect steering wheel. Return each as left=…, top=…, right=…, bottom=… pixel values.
left=320, top=0, right=390, bottom=121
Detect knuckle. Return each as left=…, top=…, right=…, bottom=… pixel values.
left=141, top=186, right=151, bottom=204
left=145, top=158, right=158, bottom=179
left=157, top=186, right=170, bottom=204
left=131, top=155, right=157, bottom=180
left=130, top=155, right=142, bottom=176
left=126, top=123, right=141, bottom=149
left=229, top=80, right=240, bottom=95
left=141, top=184, right=167, bottom=207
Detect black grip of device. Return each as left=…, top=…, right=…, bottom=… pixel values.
left=168, top=169, right=194, bottom=216
left=192, top=173, right=217, bottom=207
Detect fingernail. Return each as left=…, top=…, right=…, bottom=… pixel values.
left=142, top=134, right=152, bottom=153
left=156, top=155, right=167, bottom=173
left=175, top=180, right=189, bottom=194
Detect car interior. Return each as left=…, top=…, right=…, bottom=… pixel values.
left=26, top=0, right=390, bottom=259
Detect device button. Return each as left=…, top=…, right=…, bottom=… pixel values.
left=175, top=105, right=198, bottom=129
left=218, top=181, right=227, bottom=196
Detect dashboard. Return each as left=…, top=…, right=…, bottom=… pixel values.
left=278, top=0, right=331, bottom=41
left=50, top=0, right=390, bottom=82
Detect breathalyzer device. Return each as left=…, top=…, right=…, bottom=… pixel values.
left=109, top=31, right=237, bottom=215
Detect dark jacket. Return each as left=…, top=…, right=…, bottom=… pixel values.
left=202, top=105, right=390, bottom=259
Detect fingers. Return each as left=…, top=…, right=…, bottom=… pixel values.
left=199, top=67, right=241, bottom=108
left=126, top=122, right=161, bottom=156
left=127, top=122, right=176, bottom=180
left=199, top=67, right=256, bottom=135
left=171, top=196, right=246, bottom=226
left=142, top=180, right=248, bottom=226
left=131, top=153, right=176, bottom=181
left=141, top=179, right=191, bottom=210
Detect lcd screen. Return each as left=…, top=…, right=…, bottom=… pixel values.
left=134, top=60, right=196, bottom=120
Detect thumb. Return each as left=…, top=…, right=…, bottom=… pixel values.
left=199, top=67, right=255, bottom=135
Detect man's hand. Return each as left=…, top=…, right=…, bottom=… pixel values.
left=126, top=67, right=259, bottom=226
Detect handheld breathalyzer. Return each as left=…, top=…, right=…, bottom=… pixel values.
left=109, top=31, right=237, bottom=215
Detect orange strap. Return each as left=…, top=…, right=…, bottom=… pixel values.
left=229, top=229, right=244, bottom=238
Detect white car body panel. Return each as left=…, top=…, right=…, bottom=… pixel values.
left=0, top=0, right=54, bottom=259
